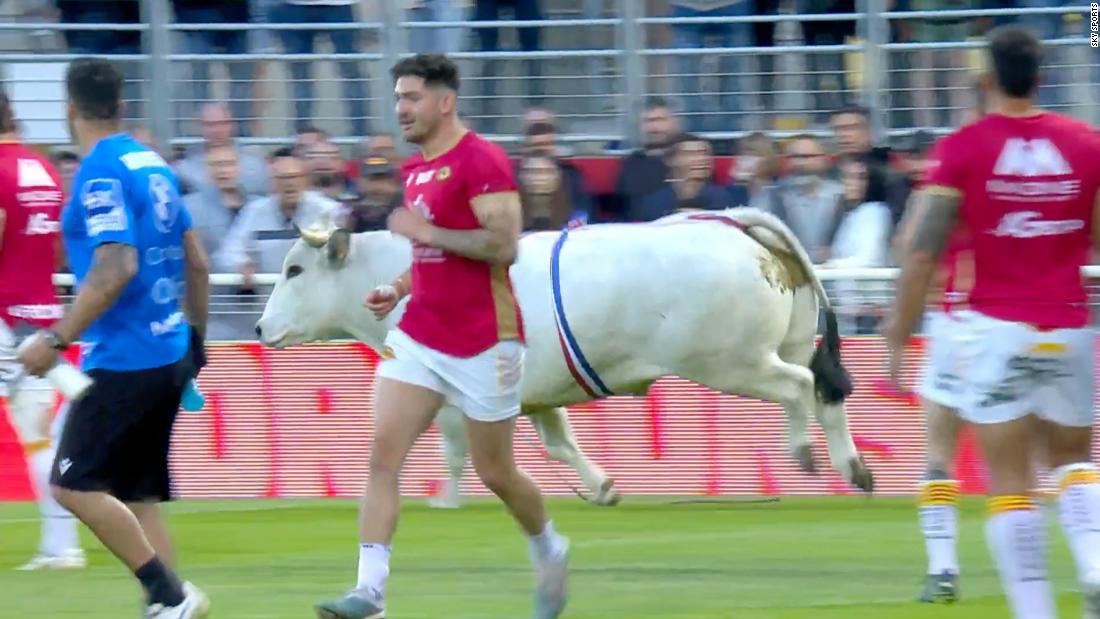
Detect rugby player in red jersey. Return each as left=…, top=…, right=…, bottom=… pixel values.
left=886, top=27, right=1100, bottom=619
left=0, top=91, right=84, bottom=570
left=314, top=54, right=569, bottom=619
left=894, top=82, right=986, bottom=605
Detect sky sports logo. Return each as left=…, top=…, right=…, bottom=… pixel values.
left=1093, top=4, right=1099, bottom=48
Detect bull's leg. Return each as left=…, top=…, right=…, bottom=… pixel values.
left=430, top=405, right=467, bottom=509
left=814, top=401, right=873, bottom=492
left=526, top=406, right=619, bottom=506
left=752, top=348, right=817, bottom=474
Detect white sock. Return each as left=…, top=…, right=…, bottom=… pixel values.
left=528, top=520, right=566, bottom=565
left=30, top=447, right=80, bottom=557
left=986, top=496, right=1056, bottom=619
left=1055, top=464, right=1100, bottom=584
left=356, top=543, right=391, bottom=594
left=918, top=479, right=960, bottom=575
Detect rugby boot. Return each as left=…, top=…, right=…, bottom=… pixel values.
left=533, top=538, right=570, bottom=619
left=15, top=548, right=86, bottom=571
left=144, top=582, right=210, bottom=619
left=314, top=587, right=385, bottom=619
left=917, top=570, right=958, bottom=604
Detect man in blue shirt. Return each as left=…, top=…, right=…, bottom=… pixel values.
left=18, top=58, right=211, bottom=619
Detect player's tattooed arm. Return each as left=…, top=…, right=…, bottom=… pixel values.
left=182, top=229, right=210, bottom=339
left=885, top=187, right=962, bottom=345
left=53, top=243, right=137, bottom=345
left=0, top=208, right=6, bottom=252
left=427, top=191, right=522, bottom=266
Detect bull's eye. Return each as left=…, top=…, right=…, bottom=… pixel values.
left=286, top=265, right=303, bottom=279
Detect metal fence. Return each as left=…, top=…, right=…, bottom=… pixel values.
left=1, top=1, right=1096, bottom=152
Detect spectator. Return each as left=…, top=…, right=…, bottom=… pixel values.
left=171, top=0, right=253, bottom=137
left=518, top=156, right=590, bottom=230
left=176, top=103, right=271, bottom=197
left=183, top=144, right=256, bottom=340
left=728, top=131, right=781, bottom=210
left=48, top=151, right=80, bottom=200
left=638, top=133, right=732, bottom=221
left=767, top=134, right=843, bottom=263
left=824, top=158, right=893, bottom=334
left=349, top=157, right=401, bottom=232
left=407, top=0, right=467, bottom=54
left=362, top=133, right=402, bottom=168
left=295, top=125, right=329, bottom=158
left=668, top=0, right=752, bottom=132
left=56, top=0, right=143, bottom=120
left=473, top=0, right=544, bottom=132
left=829, top=104, right=909, bottom=227
left=799, top=0, right=857, bottom=122
left=614, top=97, right=681, bottom=221
left=272, top=0, right=368, bottom=136
left=221, top=148, right=344, bottom=282
left=909, top=0, right=975, bottom=128
left=522, top=121, right=595, bottom=220
left=306, top=139, right=356, bottom=203
left=897, top=129, right=936, bottom=187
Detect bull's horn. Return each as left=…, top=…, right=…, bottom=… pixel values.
left=299, top=224, right=333, bottom=248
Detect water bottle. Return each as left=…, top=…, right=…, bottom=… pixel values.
left=181, top=377, right=206, bottom=412
left=15, top=335, right=93, bottom=401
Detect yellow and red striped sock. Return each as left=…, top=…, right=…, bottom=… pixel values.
left=917, top=480, right=960, bottom=575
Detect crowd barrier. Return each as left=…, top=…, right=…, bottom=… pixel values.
left=3, top=336, right=1095, bottom=502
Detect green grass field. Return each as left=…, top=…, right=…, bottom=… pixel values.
left=0, top=496, right=1089, bottom=618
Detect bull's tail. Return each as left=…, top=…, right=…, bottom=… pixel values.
left=721, top=207, right=854, bottom=404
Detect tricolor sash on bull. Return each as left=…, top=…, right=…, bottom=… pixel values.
left=550, top=227, right=614, bottom=399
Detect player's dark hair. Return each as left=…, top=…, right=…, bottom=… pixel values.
left=65, top=57, right=123, bottom=122
left=0, top=90, right=14, bottom=134
left=988, top=26, right=1042, bottom=98
left=391, top=54, right=460, bottom=92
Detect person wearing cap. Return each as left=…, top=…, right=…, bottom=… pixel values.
left=348, top=157, right=402, bottom=232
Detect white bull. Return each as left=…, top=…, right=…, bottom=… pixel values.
left=255, top=207, right=875, bottom=506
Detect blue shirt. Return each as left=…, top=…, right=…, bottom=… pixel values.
left=62, top=134, right=192, bottom=371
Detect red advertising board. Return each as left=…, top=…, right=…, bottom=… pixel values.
left=0, top=338, right=1012, bottom=501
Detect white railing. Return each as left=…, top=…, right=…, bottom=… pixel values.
left=50, top=266, right=1100, bottom=288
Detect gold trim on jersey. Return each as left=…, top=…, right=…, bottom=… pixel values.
left=924, top=185, right=962, bottom=198
left=490, top=265, right=519, bottom=341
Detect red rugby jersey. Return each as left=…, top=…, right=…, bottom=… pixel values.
left=398, top=131, right=525, bottom=357
left=925, top=112, right=1100, bottom=329
left=0, top=141, right=63, bottom=328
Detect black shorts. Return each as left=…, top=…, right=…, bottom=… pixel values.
left=50, top=355, right=191, bottom=503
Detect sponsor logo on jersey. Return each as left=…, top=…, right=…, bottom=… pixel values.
left=437, top=166, right=451, bottom=181
left=120, top=150, right=169, bottom=171
left=81, top=178, right=128, bottom=236
left=148, top=173, right=182, bottom=234
left=16, top=159, right=56, bottom=188
left=23, top=212, right=60, bottom=236
left=989, top=210, right=1085, bottom=239
left=993, top=138, right=1072, bottom=177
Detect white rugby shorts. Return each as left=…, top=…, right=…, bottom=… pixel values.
left=377, top=328, right=523, bottom=423
left=955, top=312, right=1095, bottom=428
left=917, top=310, right=972, bottom=409
left=0, top=318, right=25, bottom=399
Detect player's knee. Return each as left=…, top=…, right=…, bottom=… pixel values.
left=924, top=467, right=951, bottom=481
left=472, top=457, right=516, bottom=496
left=368, top=446, right=403, bottom=478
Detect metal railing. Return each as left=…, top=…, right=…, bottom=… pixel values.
left=1, top=2, right=1096, bottom=151
left=49, top=265, right=1100, bottom=341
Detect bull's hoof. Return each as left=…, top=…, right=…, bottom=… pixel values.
left=588, top=478, right=621, bottom=507
left=848, top=455, right=875, bottom=494
left=794, top=444, right=818, bottom=474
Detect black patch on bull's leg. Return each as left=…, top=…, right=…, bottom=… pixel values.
left=849, top=455, right=875, bottom=494
left=810, top=309, right=854, bottom=404
left=794, top=444, right=818, bottom=474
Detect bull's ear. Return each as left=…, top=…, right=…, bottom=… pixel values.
left=326, top=228, right=351, bottom=266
